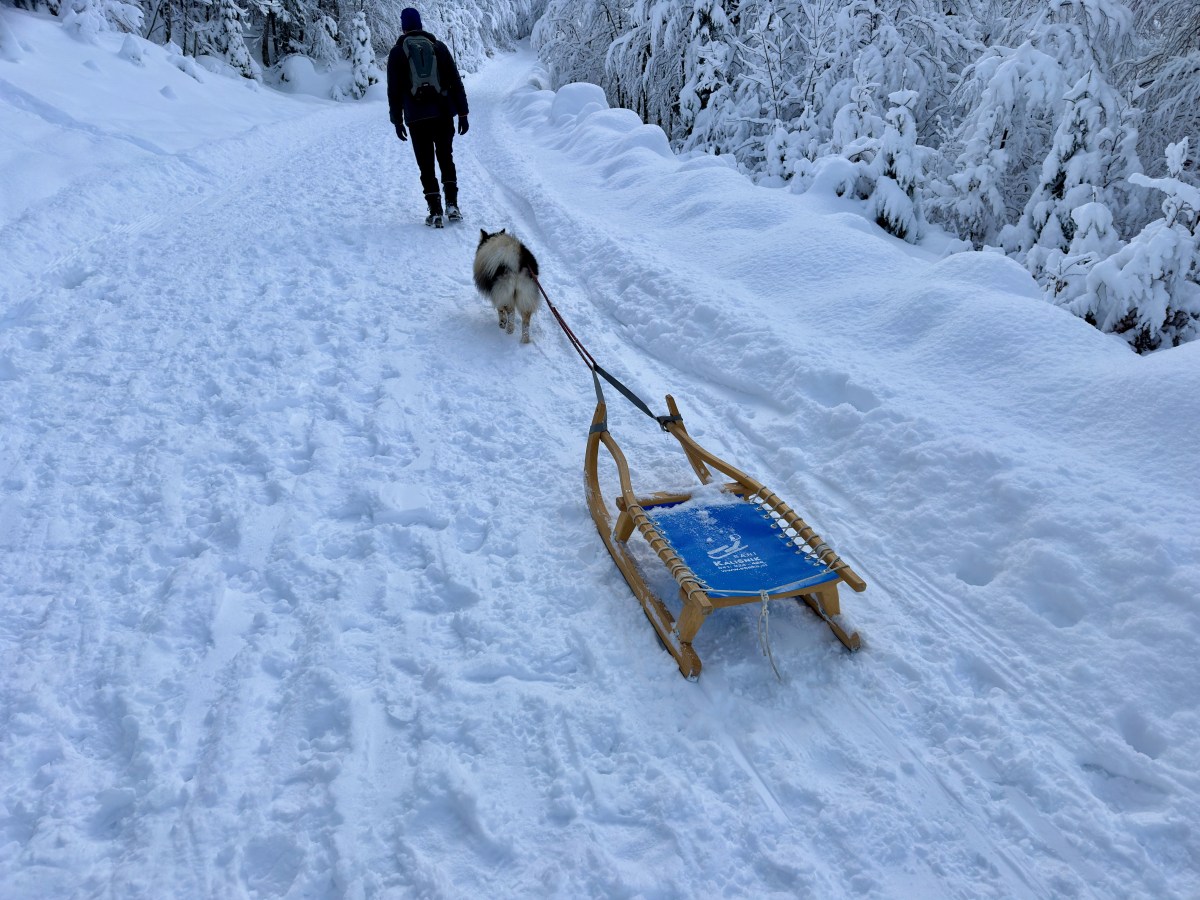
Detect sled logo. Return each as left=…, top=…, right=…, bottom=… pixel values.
left=707, top=533, right=748, bottom=561
left=707, top=531, right=767, bottom=572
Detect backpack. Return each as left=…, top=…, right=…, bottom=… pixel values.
left=403, top=35, right=444, bottom=101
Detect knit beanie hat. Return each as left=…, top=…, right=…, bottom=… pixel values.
left=401, top=8, right=422, bottom=32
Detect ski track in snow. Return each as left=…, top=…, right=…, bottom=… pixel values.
left=2, top=29, right=1197, bottom=900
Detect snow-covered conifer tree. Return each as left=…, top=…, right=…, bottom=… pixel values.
left=1069, top=140, right=1200, bottom=351
left=798, top=72, right=883, bottom=199
left=607, top=0, right=689, bottom=137
left=204, top=0, right=258, bottom=79
left=763, top=120, right=805, bottom=184
left=829, top=74, right=884, bottom=159
left=1016, top=69, right=1126, bottom=272
left=1042, top=200, right=1123, bottom=300
left=60, top=0, right=101, bottom=42
left=61, top=0, right=141, bottom=42
left=869, top=89, right=926, bottom=242
left=347, top=9, right=377, bottom=100
left=678, top=0, right=734, bottom=157
left=1030, top=0, right=1134, bottom=76
left=774, top=0, right=866, bottom=169
left=1024, top=0, right=1142, bottom=235
left=929, top=43, right=1066, bottom=248
left=307, top=13, right=339, bottom=68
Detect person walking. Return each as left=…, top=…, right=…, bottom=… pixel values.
left=387, top=7, right=469, bottom=227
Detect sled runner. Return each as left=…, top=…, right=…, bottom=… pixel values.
left=585, top=393, right=866, bottom=679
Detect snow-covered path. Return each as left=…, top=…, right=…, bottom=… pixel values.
left=2, top=21, right=1197, bottom=899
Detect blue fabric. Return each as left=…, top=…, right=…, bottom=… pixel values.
left=645, top=499, right=839, bottom=597
left=401, top=8, right=422, bottom=31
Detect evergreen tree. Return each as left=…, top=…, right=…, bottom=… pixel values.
left=1029, top=0, right=1133, bottom=75
left=1070, top=140, right=1200, bottom=351
left=929, top=42, right=1066, bottom=248
left=347, top=9, right=377, bottom=100
left=61, top=0, right=141, bottom=42
left=205, top=0, right=259, bottom=79
left=308, top=12, right=339, bottom=67
left=1014, top=69, right=1126, bottom=265
left=607, top=0, right=689, bottom=137
left=869, top=89, right=926, bottom=242
left=828, top=72, right=884, bottom=159
left=677, top=0, right=734, bottom=157
left=1042, top=200, right=1123, bottom=301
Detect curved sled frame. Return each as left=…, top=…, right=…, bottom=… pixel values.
left=585, top=394, right=865, bottom=679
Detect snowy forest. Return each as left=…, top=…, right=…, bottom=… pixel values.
left=4, top=0, right=1197, bottom=352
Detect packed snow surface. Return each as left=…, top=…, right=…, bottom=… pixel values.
left=2, top=11, right=1198, bottom=899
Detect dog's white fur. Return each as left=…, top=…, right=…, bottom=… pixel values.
left=473, top=230, right=541, bottom=344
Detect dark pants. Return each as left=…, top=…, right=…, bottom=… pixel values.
left=409, top=117, right=457, bottom=205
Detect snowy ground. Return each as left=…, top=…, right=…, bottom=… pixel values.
left=2, top=10, right=1198, bottom=899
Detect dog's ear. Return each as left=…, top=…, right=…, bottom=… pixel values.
left=479, top=228, right=488, bottom=241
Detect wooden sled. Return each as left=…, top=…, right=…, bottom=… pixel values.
left=585, top=394, right=867, bottom=679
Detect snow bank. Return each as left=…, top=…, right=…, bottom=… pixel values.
left=0, top=10, right=357, bottom=230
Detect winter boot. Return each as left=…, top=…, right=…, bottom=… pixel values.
left=444, top=182, right=462, bottom=223
left=424, top=192, right=444, bottom=229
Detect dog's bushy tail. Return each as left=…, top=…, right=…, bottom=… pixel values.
left=514, top=273, right=539, bottom=317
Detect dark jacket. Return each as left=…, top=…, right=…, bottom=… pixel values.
left=387, top=30, right=469, bottom=126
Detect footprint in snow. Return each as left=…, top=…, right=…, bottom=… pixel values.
left=453, top=504, right=491, bottom=553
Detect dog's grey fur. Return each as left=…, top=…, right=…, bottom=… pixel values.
left=473, top=229, right=541, bottom=343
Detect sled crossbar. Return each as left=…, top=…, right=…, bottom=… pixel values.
left=586, top=394, right=865, bottom=679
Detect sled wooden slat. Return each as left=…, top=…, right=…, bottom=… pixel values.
left=586, top=394, right=866, bottom=679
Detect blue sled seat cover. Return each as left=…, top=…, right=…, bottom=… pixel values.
left=644, top=498, right=840, bottom=597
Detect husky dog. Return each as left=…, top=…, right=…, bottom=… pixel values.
left=473, top=229, right=541, bottom=344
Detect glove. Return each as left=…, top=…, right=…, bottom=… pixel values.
left=457, top=116, right=469, bottom=136
left=395, top=122, right=408, bottom=142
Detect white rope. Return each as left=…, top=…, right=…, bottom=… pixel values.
left=757, top=590, right=783, bottom=682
